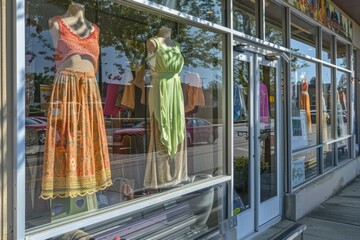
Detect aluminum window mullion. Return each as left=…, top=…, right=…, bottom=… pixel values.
left=349, top=45, right=355, bottom=159
left=317, top=26, right=324, bottom=174
left=332, top=36, right=338, bottom=165
left=14, top=0, right=26, bottom=239
left=285, top=5, right=293, bottom=193
left=258, top=0, right=265, bottom=40
left=225, top=0, right=234, bottom=225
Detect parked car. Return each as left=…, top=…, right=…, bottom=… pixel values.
left=113, top=118, right=218, bottom=148
left=25, top=117, right=47, bottom=145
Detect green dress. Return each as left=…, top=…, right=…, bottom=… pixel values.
left=144, top=38, right=188, bottom=189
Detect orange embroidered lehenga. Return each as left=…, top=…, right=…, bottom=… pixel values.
left=40, top=16, right=112, bottom=199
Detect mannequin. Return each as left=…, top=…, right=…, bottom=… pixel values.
left=41, top=2, right=112, bottom=199
left=143, top=26, right=188, bottom=189
left=299, top=75, right=312, bottom=133
left=49, top=1, right=96, bottom=73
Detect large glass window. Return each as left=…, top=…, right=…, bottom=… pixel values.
left=24, top=0, right=224, bottom=236
left=233, top=0, right=257, bottom=37
left=322, top=66, right=332, bottom=141
left=292, top=148, right=318, bottom=187
left=291, top=58, right=317, bottom=149
left=149, top=0, right=225, bottom=25
left=265, top=0, right=285, bottom=46
left=322, top=32, right=333, bottom=63
left=336, top=71, right=348, bottom=138
left=336, top=40, right=348, bottom=68
left=291, top=14, right=317, bottom=58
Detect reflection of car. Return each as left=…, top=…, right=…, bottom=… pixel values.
left=26, top=117, right=47, bottom=145
left=186, top=118, right=218, bottom=146
left=113, top=118, right=218, bottom=147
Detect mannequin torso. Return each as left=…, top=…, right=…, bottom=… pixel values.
left=49, top=2, right=97, bottom=73
left=146, top=26, right=176, bottom=54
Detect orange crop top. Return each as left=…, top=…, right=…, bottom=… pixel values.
left=53, top=16, right=99, bottom=73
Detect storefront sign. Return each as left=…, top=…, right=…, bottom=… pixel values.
left=287, top=0, right=353, bottom=41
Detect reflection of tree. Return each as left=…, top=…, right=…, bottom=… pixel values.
left=290, top=54, right=310, bottom=72
left=265, top=25, right=282, bottom=45
left=150, top=0, right=222, bottom=24
left=233, top=60, right=249, bottom=88
left=26, top=0, right=222, bottom=74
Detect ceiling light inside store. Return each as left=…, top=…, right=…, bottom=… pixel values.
left=207, top=10, right=214, bottom=14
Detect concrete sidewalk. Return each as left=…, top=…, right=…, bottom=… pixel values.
left=253, top=176, right=360, bottom=240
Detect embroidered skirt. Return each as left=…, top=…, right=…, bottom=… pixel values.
left=40, top=69, right=112, bottom=199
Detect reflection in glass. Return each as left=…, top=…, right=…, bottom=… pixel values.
left=291, top=14, right=317, bottom=58
left=265, top=0, right=284, bottom=46
left=322, top=67, right=332, bottom=141
left=338, top=138, right=350, bottom=163
left=259, top=65, right=277, bottom=202
left=149, top=0, right=225, bottom=25
left=233, top=59, right=250, bottom=211
left=322, top=32, right=332, bottom=63
left=52, top=183, right=226, bottom=239
left=24, top=0, right=224, bottom=234
left=291, top=58, right=317, bottom=149
left=336, top=41, right=348, bottom=68
left=323, top=143, right=334, bottom=170
left=233, top=0, right=256, bottom=37
left=293, top=149, right=318, bottom=187
left=336, top=71, right=348, bottom=137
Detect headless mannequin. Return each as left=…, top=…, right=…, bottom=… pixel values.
left=49, top=2, right=96, bottom=73
left=146, top=26, right=176, bottom=55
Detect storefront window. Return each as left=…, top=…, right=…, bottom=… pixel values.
left=24, top=0, right=224, bottom=235
left=336, top=40, right=348, bottom=68
left=291, top=14, right=317, bottom=58
left=233, top=59, right=250, bottom=211
left=265, top=0, right=284, bottom=46
left=336, top=71, right=348, bottom=138
left=233, top=0, right=256, bottom=37
left=322, top=66, right=332, bottom=141
left=292, top=148, right=318, bottom=187
left=322, top=32, right=333, bottom=63
left=149, top=0, right=225, bottom=25
left=291, top=58, right=317, bottom=150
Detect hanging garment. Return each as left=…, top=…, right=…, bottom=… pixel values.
left=143, top=38, right=188, bottom=189
left=185, top=72, right=205, bottom=114
left=300, top=92, right=312, bottom=133
left=234, top=84, right=241, bottom=121
left=260, top=82, right=270, bottom=128
left=121, top=82, right=136, bottom=109
left=336, top=91, right=345, bottom=137
left=41, top=17, right=112, bottom=199
left=103, top=83, right=120, bottom=116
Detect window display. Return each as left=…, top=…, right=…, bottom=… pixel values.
left=40, top=2, right=112, bottom=200
left=291, top=58, right=317, bottom=148
left=25, top=0, right=224, bottom=235
left=144, top=26, right=188, bottom=189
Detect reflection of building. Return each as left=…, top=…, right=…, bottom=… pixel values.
left=2, top=0, right=360, bottom=240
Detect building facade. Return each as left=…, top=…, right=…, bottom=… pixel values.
left=1, top=0, right=360, bottom=239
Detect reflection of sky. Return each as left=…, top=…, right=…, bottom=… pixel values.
left=26, top=27, right=55, bottom=75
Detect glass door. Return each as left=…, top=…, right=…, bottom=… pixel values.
left=233, top=50, right=280, bottom=238
left=257, top=55, right=280, bottom=226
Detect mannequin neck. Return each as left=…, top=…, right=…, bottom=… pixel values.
left=157, top=26, right=172, bottom=39
left=65, top=2, right=85, bottom=20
